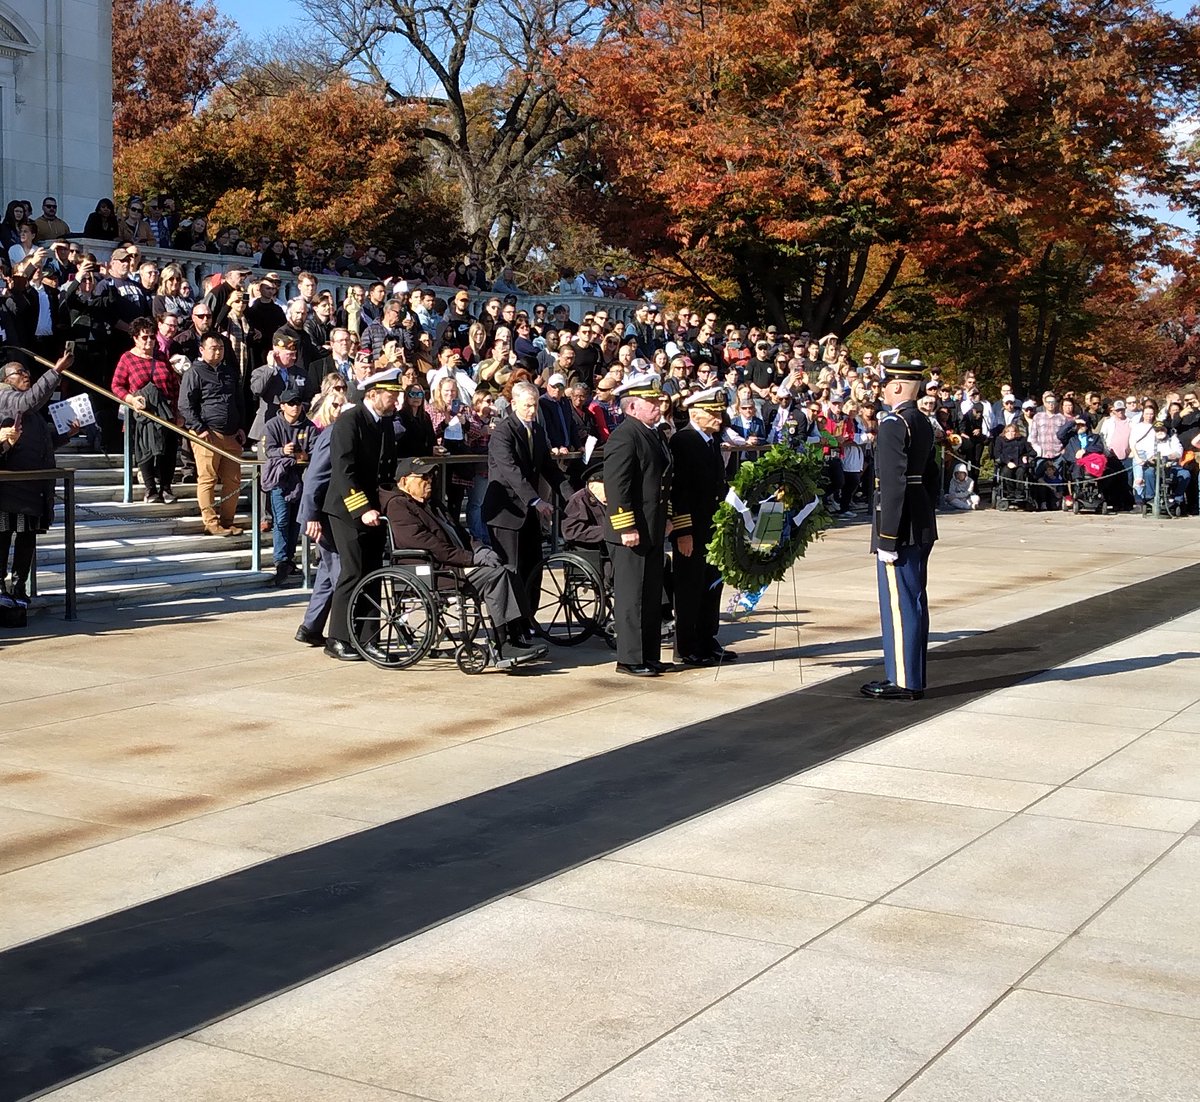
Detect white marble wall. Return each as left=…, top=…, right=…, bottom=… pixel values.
left=0, top=0, right=112, bottom=229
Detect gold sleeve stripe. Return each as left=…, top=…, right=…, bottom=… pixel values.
left=610, top=512, right=635, bottom=530
left=673, top=514, right=692, bottom=527
left=344, top=492, right=369, bottom=510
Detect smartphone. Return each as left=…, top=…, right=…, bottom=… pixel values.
left=64, top=340, right=76, bottom=356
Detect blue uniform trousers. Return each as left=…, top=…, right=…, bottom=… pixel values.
left=876, top=543, right=931, bottom=691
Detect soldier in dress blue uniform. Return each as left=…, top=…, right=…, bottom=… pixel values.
left=861, top=362, right=940, bottom=701
left=603, top=371, right=675, bottom=677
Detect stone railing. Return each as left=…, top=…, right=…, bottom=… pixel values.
left=70, top=239, right=640, bottom=325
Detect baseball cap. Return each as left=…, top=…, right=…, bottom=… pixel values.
left=1112, top=399, right=1126, bottom=410
left=547, top=373, right=567, bottom=388
left=278, top=387, right=303, bottom=405
left=1022, top=399, right=1036, bottom=409
left=226, top=264, right=252, bottom=276
left=396, top=457, right=433, bottom=478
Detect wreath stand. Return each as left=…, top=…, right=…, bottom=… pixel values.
left=706, top=442, right=833, bottom=678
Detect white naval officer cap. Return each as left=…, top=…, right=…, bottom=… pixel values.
left=683, top=386, right=727, bottom=412
left=613, top=371, right=663, bottom=399
left=360, top=366, right=403, bottom=393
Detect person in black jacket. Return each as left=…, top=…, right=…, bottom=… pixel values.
left=862, top=363, right=939, bottom=701
left=322, top=367, right=401, bottom=660
left=483, top=380, right=567, bottom=641
left=0, top=351, right=77, bottom=600
left=380, top=459, right=546, bottom=665
left=180, top=334, right=246, bottom=536
left=396, top=385, right=437, bottom=458
left=604, top=372, right=675, bottom=677
left=670, top=388, right=736, bottom=667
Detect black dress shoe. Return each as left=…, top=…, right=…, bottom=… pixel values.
left=860, top=679, right=923, bottom=701
left=363, top=643, right=391, bottom=663
left=709, top=647, right=739, bottom=662
left=680, top=654, right=716, bottom=668
left=650, top=660, right=676, bottom=673
left=324, top=639, right=363, bottom=662
left=295, top=625, right=326, bottom=647
left=616, top=663, right=659, bottom=677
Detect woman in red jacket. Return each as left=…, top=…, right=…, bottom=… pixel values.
left=111, top=317, right=183, bottom=503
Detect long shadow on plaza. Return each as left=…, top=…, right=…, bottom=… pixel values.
left=3, top=562, right=1199, bottom=1101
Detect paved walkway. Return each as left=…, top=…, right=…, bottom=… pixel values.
left=2, top=508, right=1198, bottom=1100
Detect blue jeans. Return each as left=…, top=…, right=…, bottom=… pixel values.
left=466, top=474, right=489, bottom=544
left=270, top=488, right=301, bottom=566
left=1140, top=464, right=1191, bottom=508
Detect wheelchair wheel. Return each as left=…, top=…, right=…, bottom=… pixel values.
left=528, top=551, right=605, bottom=646
left=436, top=592, right=483, bottom=655
left=455, top=641, right=490, bottom=674
left=348, top=568, right=437, bottom=669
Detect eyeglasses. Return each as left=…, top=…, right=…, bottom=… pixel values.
left=193, top=311, right=211, bottom=318
left=5, top=367, right=30, bottom=378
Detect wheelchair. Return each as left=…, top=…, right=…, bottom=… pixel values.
left=346, top=540, right=541, bottom=673
left=526, top=544, right=616, bottom=648
left=992, top=464, right=1034, bottom=511
left=1065, top=455, right=1112, bottom=515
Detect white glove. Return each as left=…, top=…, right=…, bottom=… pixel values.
left=877, top=549, right=898, bottom=564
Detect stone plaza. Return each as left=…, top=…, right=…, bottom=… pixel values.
left=2, top=506, right=1198, bottom=1100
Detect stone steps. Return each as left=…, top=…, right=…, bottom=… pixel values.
left=28, top=451, right=281, bottom=615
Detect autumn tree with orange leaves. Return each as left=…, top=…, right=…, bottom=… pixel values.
left=113, top=0, right=235, bottom=151
left=116, top=83, right=462, bottom=252
left=562, top=0, right=1200, bottom=392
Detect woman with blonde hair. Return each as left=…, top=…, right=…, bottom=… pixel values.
left=309, top=389, right=346, bottom=431
left=462, top=321, right=490, bottom=368
left=153, top=264, right=192, bottom=317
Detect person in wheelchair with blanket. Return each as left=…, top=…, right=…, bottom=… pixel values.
left=992, top=421, right=1037, bottom=509
left=379, top=458, right=549, bottom=666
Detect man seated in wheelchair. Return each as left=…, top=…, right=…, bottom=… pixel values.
left=379, top=458, right=549, bottom=663
left=1138, top=421, right=1191, bottom=516
left=1060, top=415, right=1108, bottom=508
left=562, top=471, right=606, bottom=550
left=993, top=422, right=1036, bottom=508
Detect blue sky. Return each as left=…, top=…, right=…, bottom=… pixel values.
left=215, top=0, right=1197, bottom=238
left=218, top=0, right=1198, bottom=46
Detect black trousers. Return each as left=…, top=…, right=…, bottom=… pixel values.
left=466, top=563, right=528, bottom=631
left=488, top=510, right=543, bottom=624
left=327, top=513, right=386, bottom=644
left=609, top=538, right=665, bottom=666
left=138, top=436, right=179, bottom=495
left=673, top=544, right=721, bottom=659
left=0, top=531, right=35, bottom=585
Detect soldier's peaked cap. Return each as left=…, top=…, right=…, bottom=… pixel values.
left=613, top=371, right=663, bottom=399
left=360, top=367, right=403, bottom=393
left=882, top=362, right=926, bottom=383
left=683, top=386, right=727, bottom=412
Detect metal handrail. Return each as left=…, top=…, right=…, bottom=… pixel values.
left=0, top=467, right=77, bottom=620
left=20, top=348, right=266, bottom=573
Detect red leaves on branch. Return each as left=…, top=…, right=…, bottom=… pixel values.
left=113, top=0, right=235, bottom=152
left=560, top=0, right=1200, bottom=372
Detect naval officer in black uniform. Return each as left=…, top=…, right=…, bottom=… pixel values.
left=670, top=386, right=738, bottom=667
left=604, top=371, right=674, bottom=677
left=862, top=362, right=940, bottom=700
left=323, top=366, right=401, bottom=660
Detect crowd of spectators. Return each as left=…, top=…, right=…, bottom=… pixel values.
left=1, top=192, right=643, bottom=299
left=2, top=189, right=1198, bottom=605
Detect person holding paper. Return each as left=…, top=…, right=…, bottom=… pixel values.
left=861, top=362, right=940, bottom=702
left=0, top=350, right=77, bottom=601
left=670, top=387, right=737, bottom=668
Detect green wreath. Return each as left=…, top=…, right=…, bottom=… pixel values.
left=706, top=442, right=833, bottom=592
